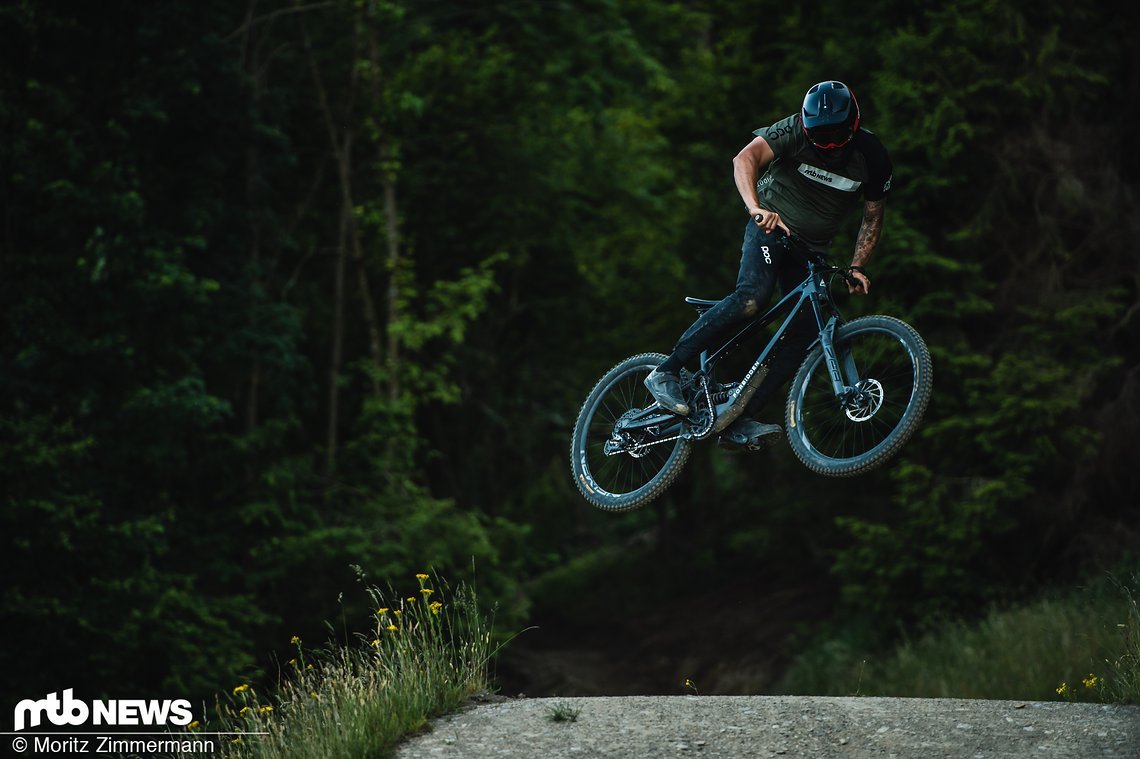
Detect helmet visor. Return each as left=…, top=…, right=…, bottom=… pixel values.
left=806, top=123, right=854, bottom=150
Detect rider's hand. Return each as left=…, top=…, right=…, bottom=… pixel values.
left=847, top=269, right=870, bottom=295
left=750, top=207, right=790, bottom=236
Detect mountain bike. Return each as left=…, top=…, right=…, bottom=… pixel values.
left=570, top=237, right=932, bottom=512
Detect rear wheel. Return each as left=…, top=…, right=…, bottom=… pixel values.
left=570, top=353, right=691, bottom=511
left=786, top=315, right=931, bottom=476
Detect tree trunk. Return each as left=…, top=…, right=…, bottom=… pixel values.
left=299, top=10, right=359, bottom=473
left=242, top=0, right=262, bottom=438
left=382, top=139, right=401, bottom=403
left=366, top=27, right=401, bottom=403
left=301, top=7, right=389, bottom=471
left=326, top=137, right=351, bottom=473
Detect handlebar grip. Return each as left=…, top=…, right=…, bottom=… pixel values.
left=842, top=266, right=868, bottom=289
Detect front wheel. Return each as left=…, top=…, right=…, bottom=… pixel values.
left=570, top=353, right=691, bottom=512
left=786, top=315, right=932, bottom=477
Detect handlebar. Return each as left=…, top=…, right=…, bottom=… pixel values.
left=783, top=232, right=868, bottom=291
left=810, top=258, right=868, bottom=291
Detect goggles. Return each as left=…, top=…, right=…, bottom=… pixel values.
left=806, top=123, right=854, bottom=150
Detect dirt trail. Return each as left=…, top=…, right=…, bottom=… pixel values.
left=396, top=695, right=1140, bottom=758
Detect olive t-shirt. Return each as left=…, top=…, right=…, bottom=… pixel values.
left=753, top=114, right=893, bottom=246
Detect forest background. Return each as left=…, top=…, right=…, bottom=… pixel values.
left=3, top=0, right=1140, bottom=714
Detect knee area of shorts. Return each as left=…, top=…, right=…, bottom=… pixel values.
left=727, top=287, right=762, bottom=316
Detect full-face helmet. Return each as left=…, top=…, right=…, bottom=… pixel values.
left=801, top=81, right=860, bottom=151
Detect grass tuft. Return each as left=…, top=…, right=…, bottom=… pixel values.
left=184, top=572, right=494, bottom=759
left=545, top=701, right=580, bottom=723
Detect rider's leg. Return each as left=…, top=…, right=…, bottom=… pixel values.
left=656, top=222, right=787, bottom=376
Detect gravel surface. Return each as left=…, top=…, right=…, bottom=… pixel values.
left=396, top=695, right=1140, bottom=758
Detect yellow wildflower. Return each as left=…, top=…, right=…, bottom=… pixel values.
left=1083, top=674, right=1100, bottom=689
left=309, top=691, right=319, bottom=699
left=288, top=659, right=297, bottom=667
left=371, top=639, right=380, bottom=647
left=407, top=596, right=416, bottom=603
left=416, top=573, right=429, bottom=581
left=429, top=601, right=443, bottom=615
left=421, top=588, right=434, bottom=596
left=239, top=706, right=251, bottom=715
left=258, top=706, right=273, bottom=714
left=188, top=721, right=200, bottom=730
left=387, top=624, right=398, bottom=631
left=290, top=635, right=300, bottom=645
left=377, top=607, right=389, bottom=615
left=232, top=684, right=250, bottom=695
left=394, top=610, right=402, bottom=616
left=1056, top=682, right=1069, bottom=696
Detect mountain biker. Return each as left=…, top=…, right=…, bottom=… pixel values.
left=643, top=80, right=893, bottom=450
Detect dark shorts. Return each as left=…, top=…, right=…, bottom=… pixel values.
left=672, top=221, right=810, bottom=364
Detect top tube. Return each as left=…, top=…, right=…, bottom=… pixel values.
left=781, top=232, right=831, bottom=269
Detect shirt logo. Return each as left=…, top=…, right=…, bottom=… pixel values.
left=797, top=164, right=862, bottom=192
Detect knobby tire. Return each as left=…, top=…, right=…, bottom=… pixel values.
left=570, top=353, right=691, bottom=512
left=785, top=315, right=932, bottom=477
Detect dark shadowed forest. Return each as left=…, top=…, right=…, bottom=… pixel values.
left=3, top=0, right=1140, bottom=714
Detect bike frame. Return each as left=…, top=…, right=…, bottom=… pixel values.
left=697, top=255, right=853, bottom=398
left=620, top=253, right=861, bottom=440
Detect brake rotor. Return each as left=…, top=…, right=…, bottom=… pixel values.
left=845, top=378, right=884, bottom=422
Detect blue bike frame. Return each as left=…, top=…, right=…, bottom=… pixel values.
left=695, top=256, right=855, bottom=403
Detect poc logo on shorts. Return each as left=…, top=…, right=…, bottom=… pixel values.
left=761, top=246, right=772, bottom=264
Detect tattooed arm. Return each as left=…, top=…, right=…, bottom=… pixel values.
left=848, top=199, right=885, bottom=295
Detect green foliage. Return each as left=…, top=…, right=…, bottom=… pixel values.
left=2, top=0, right=1138, bottom=709
left=811, top=0, right=1134, bottom=626
left=779, top=568, right=1140, bottom=704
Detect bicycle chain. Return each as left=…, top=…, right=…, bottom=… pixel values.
left=628, top=378, right=715, bottom=454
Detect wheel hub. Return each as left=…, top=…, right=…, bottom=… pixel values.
left=845, top=378, right=884, bottom=422
left=606, top=409, right=650, bottom=457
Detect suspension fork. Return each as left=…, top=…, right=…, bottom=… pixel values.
left=819, top=317, right=850, bottom=398
left=819, top=317, right=869, bottom=405
left=806, top=270, right=861, bottom=401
